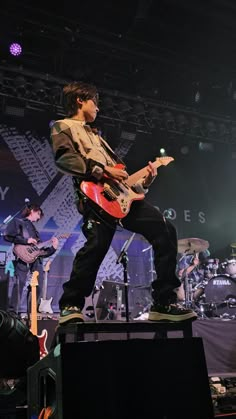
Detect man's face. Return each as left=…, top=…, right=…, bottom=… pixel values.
left=80, top=98, right=99, bottom=122
left=30, top=210, right=42, bottom=222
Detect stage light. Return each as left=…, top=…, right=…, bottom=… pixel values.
left=32, top=79, right=47, bottom=101
left=199, top=142, right=214, bottom=152
left=160, top=148, right=166, bottom=155
left=164, top=110, right=175, bottom=130
left=9, top=42, right=22, bottom=57
left=119, top=100, right=132, bottom=113
left=133, top=103, right=145, bottom=116
left=0, top=310, right=39, bottom=378
left=194, top=90, right=201, bottom=103
left=13, top=75, right=27, bottom=96
left=102, top=96, right=114, bottom=110
left=176, top=113, right=189, bottom=131
left=149, top=108, right=160, bottom=120
left=180, top=145, right=190, bottom=155
left=49, top=85, right=62, bottom=104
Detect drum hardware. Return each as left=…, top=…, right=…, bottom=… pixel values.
left=177, top=237, right=209, bottom=254
left=142, top=244, right=156, bottom=282
left=181, top=270, right=199, bottom=309
left=221, top=259, right=236, bottom=277
left=225, top=297, right=236, bottom=306
left=195, top=302, right=210, bottom=319
left=133, top=284, right=151, bottom=290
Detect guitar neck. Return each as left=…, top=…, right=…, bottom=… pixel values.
left=42, top=272, right=48, bottom=300
left=126, top=160, right=165, bottom=187
left=30, top=285, right=38, bottom=336
left=37, top=239, right=52, bottom=250
left=37, top=234, right=65, bottom=250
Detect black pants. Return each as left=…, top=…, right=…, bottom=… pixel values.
left=59, top=199, right=181, bottom=311
left=9, top=259, right=43, bottom=314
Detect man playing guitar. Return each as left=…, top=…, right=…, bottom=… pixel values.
left=4, top=204, right=58, bottom=316
left=50, top=81, right=197, bottom=325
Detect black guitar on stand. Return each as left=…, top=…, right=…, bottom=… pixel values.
left=38, top=260, right=53, bottom=314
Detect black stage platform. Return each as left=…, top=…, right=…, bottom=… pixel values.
left=37, top=317, right=236, bottom=378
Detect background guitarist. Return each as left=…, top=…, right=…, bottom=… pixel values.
left=50, top=81, right=197, bottom=325
left=3, top=204, right=58, bottom=317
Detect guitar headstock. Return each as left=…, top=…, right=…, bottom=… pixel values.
left=44, top=259, right=51, bottom=272
left=156, top=156, right=174, bottom=166
left=30, top=270, right=39, bottom=287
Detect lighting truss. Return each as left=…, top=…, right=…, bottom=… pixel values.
left=0, top=64, right=236, bottom=145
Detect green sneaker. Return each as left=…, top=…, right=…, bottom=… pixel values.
left=148, top=304, right=197, bottom=322
left=59, top=306, right=84, bottom=325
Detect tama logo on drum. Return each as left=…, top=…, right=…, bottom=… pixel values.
left=213, top=279, right=231, bottom=285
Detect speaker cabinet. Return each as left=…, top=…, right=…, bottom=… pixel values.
left=0, top=267, right=9, bottom=311
left=27, top=337, right=214, bottom=419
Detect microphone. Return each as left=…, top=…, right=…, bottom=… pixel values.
left=24, top=198, right=31, bottom=207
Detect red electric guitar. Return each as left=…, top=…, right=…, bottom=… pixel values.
left=80, top=156, right=174, bottom=220
left=30, top=271, right=48, bottom=359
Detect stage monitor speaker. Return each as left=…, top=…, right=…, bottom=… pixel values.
left=27, top=337, right=214, bottom=419
left=0, top=267, right=9, bottom=311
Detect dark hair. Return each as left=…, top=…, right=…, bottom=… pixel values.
left=63, top=81, right=99, bottom=117
left=22, top=204, right=44, bottom=218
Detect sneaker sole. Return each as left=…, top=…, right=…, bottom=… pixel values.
left=148, top=311, right=197, bottom=322
left=59, top=313, right=84, bottom=325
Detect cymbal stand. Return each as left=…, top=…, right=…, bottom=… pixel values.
left=116, top=233, right=136, bottom=332
left=182, top=269, right=194, bottom=309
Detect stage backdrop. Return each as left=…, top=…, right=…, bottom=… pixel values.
left=0, top=111, right=235, bottom=313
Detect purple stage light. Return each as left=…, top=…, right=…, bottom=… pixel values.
left=9, top=43, right=22, bottom=56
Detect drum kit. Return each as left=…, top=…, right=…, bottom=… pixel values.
left=178, top=238, right=236, bottom=319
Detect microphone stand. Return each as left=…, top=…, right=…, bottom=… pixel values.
left=0, top=202, right=29, bottom=236
left=116, top=233, right=136, bottom=332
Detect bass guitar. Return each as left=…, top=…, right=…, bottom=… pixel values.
left=30, top=270, right=48, bottom=359
left=38, top=259, right=53, bottom=314
left=80, top=156, right=174, bottom=219
left=13, top=233, right=69, bottom=264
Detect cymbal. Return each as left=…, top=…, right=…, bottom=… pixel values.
left=178, top=237, right=209, bottom=254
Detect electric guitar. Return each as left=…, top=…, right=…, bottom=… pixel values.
left=13, top=233, right=70, bottom=264
left=80, top=156, right=174, bottom=219
left=38, top=259, right=53, bottom=314
left=30, top=270, right=48, bottom=359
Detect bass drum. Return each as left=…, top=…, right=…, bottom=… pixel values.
left=204, top=274, right=236, bottom=317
